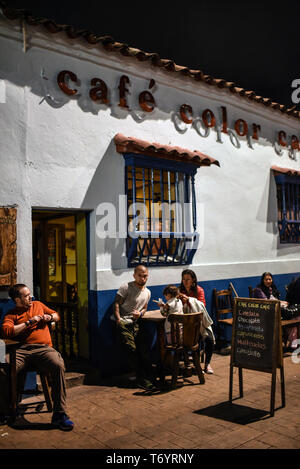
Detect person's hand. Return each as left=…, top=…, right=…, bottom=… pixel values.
left=43, top=314, right=53, bottom=322
left=132, top=310, right=141, bottom=320
left=116, top=317, right=122, bottom=327
left=31, top=315, right=43, bottom=324
left=153, top=299, right=165, bottom=307
left=280, top=301, right=289, bottom=308
left=177, top=293, right=189, bottom=303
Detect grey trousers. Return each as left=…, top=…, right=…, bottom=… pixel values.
left=0, top=344, right=67, bottom=415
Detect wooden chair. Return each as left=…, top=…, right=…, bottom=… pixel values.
left=161, top=312, right=205, bottom=389
left=22, top=370, right=53, bottom=413
left=213, top=287, right=234, bottom=349
left=1, top=357, right=53, bottom=421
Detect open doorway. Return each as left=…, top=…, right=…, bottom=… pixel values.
left=32, top=210, right=89, bottom=361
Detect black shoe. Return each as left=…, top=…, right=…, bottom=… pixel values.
left=0, top=413, right=9, bottom=425
left=137, top=378, right=157, bottom=391
left=51, top=412, right=74, bottom=431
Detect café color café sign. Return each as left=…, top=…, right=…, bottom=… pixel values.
left=57, top=70, right=300, bottom=158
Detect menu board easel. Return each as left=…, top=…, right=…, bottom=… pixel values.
left=229, top=297, right=285, bottom=417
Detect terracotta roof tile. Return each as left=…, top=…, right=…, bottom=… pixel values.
left=114, top=133, right=220, bottom=167
left=1, top=3, right=299, bottom=120
left=271, top=165, right=300, bottom=177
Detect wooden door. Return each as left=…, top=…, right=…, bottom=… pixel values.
left=0, top=207, right=17, bottom=288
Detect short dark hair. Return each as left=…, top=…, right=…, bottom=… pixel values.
left=163, top=285, right=179, bottom=298
left=8, top=284, right=27, bottom=302
left=134, top=264, right=148, bottom=274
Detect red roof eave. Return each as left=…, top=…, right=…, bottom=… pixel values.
left=271, top=165, right=300, bottom=177
left=114, top=133, right=220, bottom=167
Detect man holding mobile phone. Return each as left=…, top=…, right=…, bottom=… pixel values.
left=0, top=284, right=74, bottom=430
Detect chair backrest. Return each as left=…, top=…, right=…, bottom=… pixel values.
left=248, top=286, right=254, bottom=298
left=213, top=287, right=234, bottom=320
left=168, top=312, right=203, bottom=348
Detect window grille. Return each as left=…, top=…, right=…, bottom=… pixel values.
left=124, top=154, right=199, bottom=267
left=275, top=174, right=300, bottom=243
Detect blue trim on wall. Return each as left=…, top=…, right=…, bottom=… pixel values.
left=123, top=153, right=197, bottom=175
left=0, top=299, right=15, bottom=327
left=88, top=271, right=299, bottom=377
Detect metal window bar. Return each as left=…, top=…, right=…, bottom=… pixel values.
left=175, top=172, right=180, bottom=232
left=191, top=174, right=197, bottom=231
left=142, top=168, right=146, bottom=230
left=277, top=180, right=300, bottom=243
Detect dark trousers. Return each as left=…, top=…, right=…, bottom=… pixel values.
left=0, top=344, right=67, bottom=415
left=204, top=336, right=214, bottom=365
left=116, top=320, right=153, bottom=380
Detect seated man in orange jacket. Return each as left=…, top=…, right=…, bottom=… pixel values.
left=0, top=283, right=74, bottom=430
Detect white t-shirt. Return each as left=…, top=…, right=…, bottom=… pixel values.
left=112, top=281, right=151, bottom=324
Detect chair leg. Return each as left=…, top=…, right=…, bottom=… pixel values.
left=171, top=352, right=180, bottom=389
left=199, top=341, right=205, bottom=363
left=40, top=373, right=53, bottom=412
left=160, top=350, right=172, bottom=387
left=192, top=351, right=205, bottom=384
left=183, top=350, right=191, bottom=369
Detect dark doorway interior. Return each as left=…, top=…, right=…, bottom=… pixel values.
left=32, top=210, right=89, bottom=360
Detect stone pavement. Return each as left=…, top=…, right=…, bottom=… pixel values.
left=0, top=351, right=300, bottom=451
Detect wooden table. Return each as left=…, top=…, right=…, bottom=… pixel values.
left=142, top=309, right=165, bottom=363
left=143, top=310, right=165, bottom=322
left=3, top=339, right=18, bottom=419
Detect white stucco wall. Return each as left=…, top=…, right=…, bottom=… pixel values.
left=0, top=17, right=299, bottom=291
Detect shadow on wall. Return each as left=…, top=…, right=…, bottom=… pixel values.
left=82, top=140, right=127, bottom=274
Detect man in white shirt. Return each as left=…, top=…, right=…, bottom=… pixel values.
left=112, top=265, right=156, bottom=391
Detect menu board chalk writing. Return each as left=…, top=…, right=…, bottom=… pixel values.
left=232, top=298, right=277, bottom=371
left=229, top=297, right=284, bottom=417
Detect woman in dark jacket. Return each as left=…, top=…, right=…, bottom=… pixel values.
left=253, top=272, right=281, bottom=300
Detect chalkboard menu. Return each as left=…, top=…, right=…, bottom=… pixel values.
left=231, top=297, right=280, bottom=371
left=229, top=297, right=284, bottom=416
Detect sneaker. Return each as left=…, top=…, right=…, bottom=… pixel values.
left=51, top=412, right=74, bottom=431
left=204, top=364, right=214, bottom=374
left=137, top=378, right=157, bottom=391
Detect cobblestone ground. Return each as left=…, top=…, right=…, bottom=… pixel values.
left=1, top=352, right=300, bottom=450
